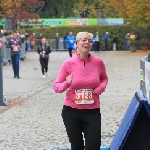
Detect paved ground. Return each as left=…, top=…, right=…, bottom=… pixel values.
left=0, top=50, right=148, bottom=150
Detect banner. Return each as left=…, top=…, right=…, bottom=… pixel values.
left=17, top=18, right=124, bottom=26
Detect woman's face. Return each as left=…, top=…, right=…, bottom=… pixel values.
left=76, top=37, right=92, bottom=53
left=42, top=38, right=47, bottom=44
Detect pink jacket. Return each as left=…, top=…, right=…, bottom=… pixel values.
left=53, top=54, right=108, bottom=109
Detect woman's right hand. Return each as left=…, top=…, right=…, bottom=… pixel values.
left=66, top=73, right=73, bottom=84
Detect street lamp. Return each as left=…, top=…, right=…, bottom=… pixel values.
left=0, top=43, right=7, bottom=106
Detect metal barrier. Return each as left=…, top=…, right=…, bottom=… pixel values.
left=20, top=42, right=27, bottom=60
left=0, top=52, right=7, bottom=106
left=140, top=54, right=150, bottom=102
left=0, top=42, right=27, bottom=65
left=49, top=38, right=68, bottom=51
left=1, top=45, right=11, bottom=65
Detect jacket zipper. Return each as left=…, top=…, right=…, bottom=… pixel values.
left=84, top=61, right=86, bottom=76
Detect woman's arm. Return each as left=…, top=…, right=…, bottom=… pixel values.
left=53, top=61, right=71, bottom=93
left=46, top=45, right=51, bottom=54
left=93, top=60, right=108, bottom=95
left=37, top=45, right=42, bottom=54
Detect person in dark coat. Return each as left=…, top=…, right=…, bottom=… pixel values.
left=55, top=33, right=59, bottom=50
left=38, top=38, right=51, bottom=79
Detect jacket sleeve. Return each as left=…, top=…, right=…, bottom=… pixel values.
left=47, top=45, right=51, bottom=54
left=53, top=61, right=71, bottom=93
left=93, top=60, right=108, bottom=95
left=74, top=36, right=76, bottom=42
left=65, top=36, right=69, bottom=43
left=37, top=45, right=42, bottom=54
left=19, top=40, right=22, bottom=47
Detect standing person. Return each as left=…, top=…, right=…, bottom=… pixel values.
left=63, top=32, right=68, bottom=49
left=94, top=31, right=100, bottom=51
left=125, top=33, right=130, bottom=50
left=37, top=33, right=43, bottom=46
left=30, top=33, right=36, bottom=51
left=20, top=31, right=25, bottom=43
left=66, top=32, right=76, bottom=57
left=25, top=33, right=31, bottom=52
left=55, top=33, right=59, bottom=50
left=53, top=32, right=108, bottom=150
left=104, top=32, right=109, bottom=51
left=38, top=38, right=51, bottom=79
left=8, top=32, right=22, bottom=78
left=92, top=37, right=96, bottom=51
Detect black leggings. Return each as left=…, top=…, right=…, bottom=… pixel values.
left=68, top=48, right=73, bottom=57
left=62, top=105, right=101, bottom=150
left=39, top=57, right=49, bottom=75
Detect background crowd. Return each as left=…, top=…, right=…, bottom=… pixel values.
left=0, top=29, right=136, bottom=55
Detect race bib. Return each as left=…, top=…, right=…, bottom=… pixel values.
left=95, top=37, right=99, bottom=41
left=13, top=46, right=19, bottom=51
left=74, top=89, right=94, bottom=104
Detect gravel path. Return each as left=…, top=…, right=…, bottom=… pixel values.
left=0, top=51, right=147, bottom=150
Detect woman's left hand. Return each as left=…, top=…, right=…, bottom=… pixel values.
left=17, top=45, right=21, bottom=49
left=92, top=89, right=97, bottom=94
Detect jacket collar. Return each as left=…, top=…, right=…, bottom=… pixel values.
left=74, top=52, right=92, bottom=61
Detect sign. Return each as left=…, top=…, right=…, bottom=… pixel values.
left=97, top=19, right=107, bottom=24
left=39, top=18, right=97, bottom=26
left=14, top=18, right=124, bottom=27
left=67, top=22, right=80, bottom=25
left=106, top=18, right=124, bottom=25
left=42, top=20, right=62, bottom=26
left=0, top=20, right=5, bottom=25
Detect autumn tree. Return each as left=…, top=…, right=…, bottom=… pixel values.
left=40, top=0, right=75, bottom=18
left=73, top=0, right=102, bottom=18
left=0, top=0, right=44, bottom=29
left=0, top=0, right=23, bottom=18
left=109, top=0, right=150, bottom=27
left=73, top=0, right=118, bottom=18
left=39, top=0, right=117, bottom=18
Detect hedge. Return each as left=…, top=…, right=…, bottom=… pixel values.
left=24, top=25, right=150, bottom=50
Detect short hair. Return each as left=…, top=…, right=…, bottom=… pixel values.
left=76, top=32, right=93, bottom=42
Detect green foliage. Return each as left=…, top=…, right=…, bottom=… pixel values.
left=39, top=0, right=118, bottom=18
left=24, top=25, right=150, bottom=50
left=109, top=0, right=150, bottom=27
left=40, top=0, right=75, bottom=18
left=140, top=38, right=150, bottom=46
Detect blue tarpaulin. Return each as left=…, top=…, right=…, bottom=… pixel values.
left=110, top=90, right=150, bottom=150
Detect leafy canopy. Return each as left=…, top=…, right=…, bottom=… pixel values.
left=109, top=0, right=150, bottom=27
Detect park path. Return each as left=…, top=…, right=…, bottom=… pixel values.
left=0, top=50, right=148, bottom=149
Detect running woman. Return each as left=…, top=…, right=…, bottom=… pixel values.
left=38, top=38, right=51, bottom=79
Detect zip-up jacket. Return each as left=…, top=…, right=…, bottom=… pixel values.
left=53, top=54, right=108, bottom=109
left=65, top=35, right=76, bottom=49
left=104, top=33, right=108, bottom=42
left=8, top=37, right=21, bottom=55
left=37, top=44, right=51, bottom=58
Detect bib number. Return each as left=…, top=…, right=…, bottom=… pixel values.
left=13, top=46, right=19, bottom=51
left=74, top=89, right=94, bottom=104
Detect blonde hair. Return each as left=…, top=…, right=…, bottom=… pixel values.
left=76, top=32, right=93, bottom=42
